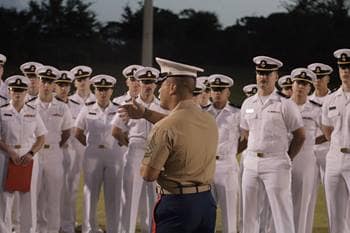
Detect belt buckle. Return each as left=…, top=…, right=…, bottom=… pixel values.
left=44, top=144, right=50, bottom=149
left=14, top=145, right=21, bottom=149
left=340, top=148, right=350, bottom=154
left=257, top=152, right=264, bottom=158
left=98, top=145, right=105, bottom=149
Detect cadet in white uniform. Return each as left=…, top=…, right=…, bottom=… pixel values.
left=278, top=75, right=293, bottom=97
left=53, top=70, right=80, bottom=233
left=113, top=65, right=143, bottom=105
left=192, top=80, right=206, bottom=105
left=197, top=76, right=212, bottom=108
left=289, top=68, right=320, bottom=233
left=75, top=75, right=125, bottom=233
left=205, top=74, right=240, bottom=233
left=0, top=75, right=46, bottom=233
left=240, top=56, right=305, bottom=233
left=306, top=62, right=332, bottom=233
left=112, top=67, right=168, bottom=233
left=33, top=66, right=73, bottom=233
left=322, top=48, right=350, bottom=233
left=0, top=54, right=9, bottom=105
left=20, top=62, right=43, bottom=102
left=242, top=84, right=258, bottom=98
left=63, top=65, right=95, bottom=232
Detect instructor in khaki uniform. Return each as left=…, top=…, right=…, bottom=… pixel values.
left=240, top=56, right=305, bottom=233
left=121, top=57, right=219, bottom=233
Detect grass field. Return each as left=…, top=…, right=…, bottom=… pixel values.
left=75, top=179, right=329, bottom=233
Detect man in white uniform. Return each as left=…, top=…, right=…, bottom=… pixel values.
left=206, top=74, right=240, bottom=233
left=113, top=65, right=143, bottom=105
left=112, top=67, right=168, bottom=233
left=240, top=56, right=305, bottom=233
left=34, top=66, right=73, bottom=233
left=20, top=62, right=43, bottom=102
left=0, top=75, right=46, bottom=233
left=278, top=75, right=293, bottom=97
left=322, top=48, right=350, bottom=233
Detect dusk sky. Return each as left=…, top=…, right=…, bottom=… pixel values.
left=1, top=0, right=287, bottom=26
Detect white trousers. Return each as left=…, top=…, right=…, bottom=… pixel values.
left=324, top=149, right=350, bottom=233
left=37, top=147, right=64, bottom=233
left=291, top=148, right=318, bottom=233
left=2, top=155, right=39, bottom=233
left=213, top=163, right=239, bottom=233
left=60, top=139, right=85, bottom=233
left=82, top=145, right=125, bottom=233
left=242, top=152, right=295, bottom=233
left=120, top=141, right=156, bottom=233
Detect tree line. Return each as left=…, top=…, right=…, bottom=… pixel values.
left=1, top=0, right=349, bottom=87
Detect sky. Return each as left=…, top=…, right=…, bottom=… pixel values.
left=1, top=0, right=287, bottom=27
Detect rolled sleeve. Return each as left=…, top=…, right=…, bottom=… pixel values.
left=35, top=114, right=48, bottom=137
left=322, top=99, right=331, bottom=127
left=61, top=105, right=74, bottom=131
left=75, top=107, right=87, bottom=130
left=142, top=126, right=170, bottom=170
left=283, top=100, right=304, bottom=132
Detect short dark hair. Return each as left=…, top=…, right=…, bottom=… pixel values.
left=168, top=77, right=195, bottom=97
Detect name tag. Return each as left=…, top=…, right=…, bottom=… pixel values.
left=268, top=110, right=281, bottom=113
left=52, top=113, right=63, bottom=117
left=302, top=117, right=313, bottom=120
left=24, top=114, right=35, bottom=117
left=246, top=108, right=254, bottom=113
left=4, top=113, right=12, bottom=116
left=88, top=112, right=97, bottom=115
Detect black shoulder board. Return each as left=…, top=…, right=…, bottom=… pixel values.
left=229, top=102, right=241, bottom=109
left=25, top=103, right=35, bottom=109
left=112, top=101, right=120, bottom=106
left=69, top=99, right=80, bottom=105
left=309, top=100, right=322, bottom=107
left=201, top=103, right=211, bottom=110
left=330, top=87, right=338, bottom=93
left=88, top=112, right=97, bottom=115
left=0, top=103, right=9, bottom=108
left=55, top=96, right=66, bottom=103
left=276, top=91, right=289, bottom=98
left=329, top=106, right=336, bottom=110
left=85, top=101, right=96, bottom=106
left=0, top=95, right=7, bottom=100
left=124, top=98, right=132, bottom=103
left=26, top=96, right=38, bottom=103
left=4, top=113, right=12, bottom=116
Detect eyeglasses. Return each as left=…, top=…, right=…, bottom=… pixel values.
left=96, top=87, right=111, bottom=92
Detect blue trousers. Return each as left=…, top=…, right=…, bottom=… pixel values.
left=153, top=191, right=217, bottom=233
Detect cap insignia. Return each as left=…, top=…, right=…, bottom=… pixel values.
left=15, top=79, right=21, bottom=85
left=214, top=78, right=221, bottom=85
left=300, top=72, right=306, bottom=78
left=101, top=78, right=106, bottom=85
left=146, top=71, right=152, bottom=77
left=260, top=60, right=267, bottom=67
left=341, top=53, right=348, bottom=62
left=315, top=66, right=321, bottom=73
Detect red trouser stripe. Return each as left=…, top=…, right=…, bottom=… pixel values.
left=152, top=195, right=162, bottom=233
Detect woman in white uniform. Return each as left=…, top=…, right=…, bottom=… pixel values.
left=0, top=75, right=46, bottom=233
left=75, top=75, right=125, bottom=233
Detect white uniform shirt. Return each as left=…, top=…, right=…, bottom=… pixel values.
left=75, top=102, right=119, bottom=149
left=113, top=92, right=132, bottom=105
left=309, top=91, right=331, bottom=149
left=0, top=102, right=47, bottom=150
left=111, top=97, right=168, bottom=143
left=34, top=98, right=73, bottom=145
left=322, top=88, right=350, bottom=149
left=206, top=103, right=240, bottom=163
left=298, top=101, right=322, bottom=148
left=241, top=92, right=304, bottom=153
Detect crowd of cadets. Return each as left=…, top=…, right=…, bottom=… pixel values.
left=0, top=47, right=349, bottom=233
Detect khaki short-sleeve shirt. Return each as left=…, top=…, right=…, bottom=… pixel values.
left=142, top=100, right=218, bottom=189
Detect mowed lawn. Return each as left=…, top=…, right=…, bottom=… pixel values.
left=75, top=178, right=329, bottom=233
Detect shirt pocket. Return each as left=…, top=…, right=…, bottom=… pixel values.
left=327, top=109, right=340, bottom=126
left=244, top=112, right=258, bottom=129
